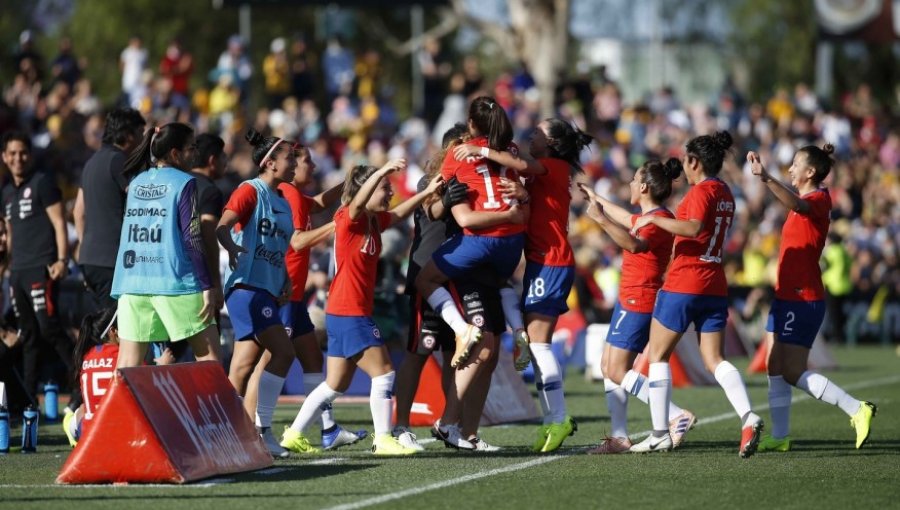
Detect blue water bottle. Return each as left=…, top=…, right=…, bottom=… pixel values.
left=21, top=404, right=38, bottom=453
left=44, top=381, right=59, bottom=422
left=0, top=405, right=9, bottom=454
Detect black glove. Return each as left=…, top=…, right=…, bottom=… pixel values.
left=441, top=177, right=469, bottom=209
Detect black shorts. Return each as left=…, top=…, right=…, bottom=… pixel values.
left=407, top=281, right=506, bottom=355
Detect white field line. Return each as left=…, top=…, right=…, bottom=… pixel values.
left=322, top=373, right=900, bottom=510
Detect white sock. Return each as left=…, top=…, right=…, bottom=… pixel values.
left=713, top=361, right=755, bottom=423
left=795, top=371, right=861, bottom=417
left=604, top=378, right=628, bottom=438
left=290, top=382, right=341, bottom=433
left=621, top=369, right=685, bottom=417
left=426, top=287, right=469, bottom=336
left=531, top=343, right=566, bottom=423
left=370, top=371, right=395, bottom=436
left=532, top=361, right=549, bottom=420
left=648, top=362, right=671, bottom=433
left=500, top=286, right=524, bottom=331
left=256, top=371, right=285, bottom=429
left=768, top=375, right=792, bottom=439
left=304, top=372, right=336, bottom=430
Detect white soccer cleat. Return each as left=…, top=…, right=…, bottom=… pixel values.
left=469, top=436, right=501, bottom=452
left=260, top=427, right=291, bottom=458
left=431, top=422, right=475, bottom=450
left=393, top=426, right=425, bottom=451
left=668, top=410, right=697, bottom=448
left=630, top=433, right=673, bottom=453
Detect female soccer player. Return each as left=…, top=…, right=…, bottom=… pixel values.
left=281, top=159, right=442, bottom=455
left=454, top=118, right=591, bottom=452
left=112, top=123, right=219, bottom=369
left=415, top=96, right=524, bottom=370
left=629, top=131, right=764, bottom=457
left=579, top=160, right=695, bottom=454
left=747, top=146, right=875, bottom=451
left=217, top=129, right=302, bottom=457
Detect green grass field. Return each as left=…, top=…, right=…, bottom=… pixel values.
left=1, top=346, right=898, bottom=510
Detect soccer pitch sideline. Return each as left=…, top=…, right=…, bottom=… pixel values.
left=1, top=346, right=897, bottom=510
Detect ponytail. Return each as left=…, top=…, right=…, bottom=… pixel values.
left=123, top=123, right=194, bottom=178
left=798, top=143, right=835, bottom=184
left=640, top=157, right=682, bottom=204
left=541, top=118, right=593, bottom=173
left=468, top=96, right=513, bottom=151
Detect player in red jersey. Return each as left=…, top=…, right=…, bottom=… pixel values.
left=629, top=131, right=763, bottom=458
left=747, top=145, right=876, bottom=452
left=415, top=96, right=525, bottom=369
left=453, top=118, right=591, bottom=452
left=579, top=159, right=695, bottom=454
left=281, top=159, right=443, bottom=455
left=62, top=307, right=172, bottom=446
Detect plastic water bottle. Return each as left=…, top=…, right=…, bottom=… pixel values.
left=0, top=405, right=9, bottom=454
left=21, top=405, right=38, bottom=453
left=44, top=381, right=59, bottom=422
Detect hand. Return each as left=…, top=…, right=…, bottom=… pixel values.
left=379, top=158, right=407, bottom=175
left=425, top=172, right=444, bottom=195
left=227, top=244, right=247, bottom=271
left=746, top=151, right=769, bottom=182
left=499, top=177, right=528, bottom=202
left=47, top=260, right=68, bottom=281
left=277, top=279, right=291, bottom=307
left=441, top=177, right=469, bottom=209
left=453, top=144, right=484, bottom=161
left=576, top=182, right=596, bottom=201
left=631, top=215, right=654, bottom=234
left=585, top=199, right=604, bottom=224
left=507, top=204, right=527, bottom=225
left=210, top=286, right=224, bottom=312
left=199, top=288, right=217, bottom=324
left=154, top=347, right=176, bottom=366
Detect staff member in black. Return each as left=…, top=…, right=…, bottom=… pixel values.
left=1, top=131, right=77, bottom=407
left=73, top=107, right=145, bottom=307
left=189, top=133, right=227, bottom=304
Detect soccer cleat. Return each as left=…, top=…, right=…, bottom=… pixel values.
left=322, top=425, right=367, bottom=450
left=739, top=417, right=764, bottom=459
left=668, top=410, right=697, bottom=449
left=512, top=328, right=531, bottom=371
left=758, top=435, right=793, bottom=452
left=469, top=436, right=501, bottom=452
left=372, top=433, right=419, bottom=455
left=393, top=426, right=425, bottom=451
left=62, top=410, right=78, bottom=447
left=587, top=436, right=633, bottom=455
left=630, top=433, right=673, bottom=453
left=541, top=416, right=577, bottom=453
left=261, top=427, right=291, bottom=458
left=850, top=401, right=876, bottom=449
left=450, top=324, right=482, bottom=368
left=532, top=424, right=550, bottom=452
left=280, top=426, right=320, bottom=454
left=431, top=422, right=475, bottom=450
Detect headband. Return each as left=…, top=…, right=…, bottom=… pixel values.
left=260, top=138, right=286, bottom=167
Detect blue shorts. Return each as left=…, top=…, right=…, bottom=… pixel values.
left=226, top=287, right=282, bottom=341
left=606, top=301, right=652, bottom=353
left=279, top=301, right=315, bottom=339
left=766, top=299, right=826, bottom=348
left=432, top=233, right=524, bottom=281
left=652, top=290, right=728, bottom=334
left=325, top=314, right=383, bottom=359
left=522, top=261, right=575, bottom=317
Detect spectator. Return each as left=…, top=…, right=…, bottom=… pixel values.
left=159, top=38, right=193, bottom=103
left=51, top=37, right=82, bottom=89
left=213, top=35, right=253, bottom=103
left=322, top=37, right=355, bottom=104
left=289, top=34, right=316, bottom=102
left=263, top=38, right=291, bottom=109
left=119, top=36, right=148, bottom=107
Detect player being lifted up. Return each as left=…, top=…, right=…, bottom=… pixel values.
left=747, top=145, right=876, bottom=452
left=453, top=118, right=591, bottom=452
left=629, top=131, right=764, bottom=458
left=578, top=159, right=695, bottom=454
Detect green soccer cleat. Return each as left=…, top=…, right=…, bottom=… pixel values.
left=372, top=433, right=419, bottom=456
left=541, top=416, right=577, bottom=453
left=280, top=426, right=321, bottom=454
left=532, top=424, right=550, bottom=452
left=62, top=410, right=78, bottom=447
left=757, top=434, right=793, bottom=452
left=850, top=401, right=877, bottom=449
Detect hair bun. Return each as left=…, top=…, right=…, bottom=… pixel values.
left=575, top=130, right=594, bottom=151
left=663, top=158, right=683, bottom=180
left=822, top=143, right=835, bottom=156
left=712, top=130, right=733, bottom=151
left=245, top=129, right=265, bottom=147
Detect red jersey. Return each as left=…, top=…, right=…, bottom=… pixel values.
left=776, top=188, right=831, bottom=301
left=620, top=208, right=675, bottom=312
left=326, top=207, right=391, bottom=316
left=79, top=343, right=119, bottom=437
left=223, top=182, right=260, bottom=232
left=440, top=137, right=525, bottom=237
left=525, top=158, right=574, bottom=266
left=663, top=178, right=734, bottom=297
left=278, top=182, right=314, bottom=301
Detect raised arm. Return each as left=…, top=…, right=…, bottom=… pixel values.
left=291, top=222, right=335, bottom=251
left=349, top=159, right=405, bottom=220
left=747, top=151, right=809, bottom=213
left=453, top=144, right=545, bottom=175
left=633, top=214, right=702, bottom=238
left=577, top=182, right=633, bottom=229
left=388, top=173, right=443, bottom=226
left=309, top=181, right=344, bottom=214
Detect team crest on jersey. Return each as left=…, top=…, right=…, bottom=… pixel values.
left=285, top=326, right=293, bottom=337
left=23, top=187, right=31, bottom=199
left=472, top=314, right=485, bottom=327
left=373, top=327, right=381, bottom=339
left=422, top=334, right=435, bottom=350
left=262, top=306, right=273, bottom=318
